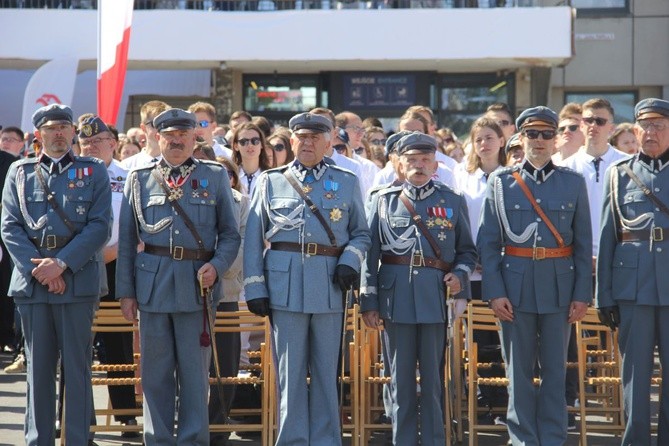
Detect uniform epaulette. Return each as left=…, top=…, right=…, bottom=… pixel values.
left=612, top=156, right=633, bottom=167
left=15, top=157, right=38, bottom=166
left=433, top=180, right=462, bottom=197
left=265, top=165, right=290, bottom=175
left=198, top=159, right=223, bottom=168
left=495, top=165, right=519, bottom=176
left=378, top=184, right=403, bottom=196
left=75, top=156, right=105, bottom=165
left=367, top=183, right=391, bottom=197
left=132, top=162, right=158, bottom=172
left=554, top=165, right=585, bottom=177
left=327, top=164, right=357, bottom=176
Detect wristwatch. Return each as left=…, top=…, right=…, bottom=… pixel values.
left=54, top=258, right=67, bottom=270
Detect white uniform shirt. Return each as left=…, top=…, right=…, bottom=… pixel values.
left=213, top=141, right=233, bottom=160
left=239, top=167, right=262, bottom=198
left=107, top=159, right=128, bottom=247
left=331, top=151, right=366, bottom=199
left=121, top=149, right=161, bottom=170
left=562, top=144, right=630, bottom=255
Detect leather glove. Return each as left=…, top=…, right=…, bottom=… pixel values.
left=597, top=306, right=620, bottom=330
left=247, top=298, right=270, bottom=317
left=333, top=264, right=359, bottom=292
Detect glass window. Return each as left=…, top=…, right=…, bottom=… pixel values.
left=244, top=75, right=318, bottom=113
left=571, top=0, right=626, bottom=8
left=438, top=74, right=513, bottom=137
left=564, top=92, right=637, bottom=124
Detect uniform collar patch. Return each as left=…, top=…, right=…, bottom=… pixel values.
left=522, top=159, right=554, bottom=183
left=290, top=159, right=328, bottom=183
left=638, top=149, right=669, bottom=172
left=402, top=179, right=435, bottom=201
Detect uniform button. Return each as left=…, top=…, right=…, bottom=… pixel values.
left=561, top=205, right=565, bottom=210
left=306, top=214, right=311, bottom=218
left=537, top=236, right=542, bottom=241
left=413, top=270, right=418, bottom=275
left=78, top=196, right=83, bottom=200
left=570, top=266, right=574, bottom=270
left=536, top=218, right=541, bottom=222
left=175, top=230, right=180, bottom=235
left=27, top=197, right=32, bottom=202
left=561, top=216, right=566, bottom=220
left=201, top=200, right=206, bottom=204
left=514, top=204, right=520, bottom=209
left=536, top=198, right=541, bottom=203
left=49, top=209, right=54, bottom=213
left=657, top=248, right=663, bottom=253
left=656, top=208, right=660, bottom=212
left=619, top=262, right=624, bottom=266
left=536, top=181, right=541, bottom=185
left=47, top=226, right=53, bottom=230
left=141, top=263, right=145, bottom=267
left=655, top=188, right=661, bottom=192
left=306, top=254, right=311, bottom=258
left=505, top=263, right=510, bottom=268
left=307, top=233, right=311, bottom=236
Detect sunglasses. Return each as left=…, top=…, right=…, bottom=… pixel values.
left=369, top=138, right=386, bottom=146
left=333, top=144, right=347, bottom=154
left=198, top=120, right=212, bottom=128
left=272, top=143, right=286, bottom=152
left=354, top=147, right=365, bottom=155
left=582, top=116, right=608, bottom=126
left=558, top=124, right=579, bottom=134
left=523, top=129, right=556, bottom=140
left=237, top=137, right=261, bottom=146
left=496, top=120, right=511, bottom=127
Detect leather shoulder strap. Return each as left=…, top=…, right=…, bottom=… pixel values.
left=151, top=169, right=205, bottom=251
left=34, top=165, right=76, bottom=235
left=398, top=192, right=441, bottom=258
left=511, top=170, right=565, bottom=247
left=619, top=163, right=669, bottom=218
left=283, top=169, right=337, bottom=247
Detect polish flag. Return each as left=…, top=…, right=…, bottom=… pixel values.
left=97, top=0, right=134, bottom=125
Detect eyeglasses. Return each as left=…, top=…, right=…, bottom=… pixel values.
left=369, top=138, right=386, bottom=146
left=442, top=137, right=454, bottom=144
left=143, top=121, right=154, bottom=128
left=0, top=136, right=22, bottom=143
left=197, top=120, right=212, bottom=128
left=638, top=120, right=668, bottom=132
left=333, top=144, right=347, bottom=154
left=346, top=125, right=365, bottom=133
left=558, top=124, right=579, bottom=134
left=80, top=136, right=114, bottom=147
left=582, top=116, right=608, bottom=127
left=522, top=129, right=556, bottom=140
left=496, top=120, right=512, bottom=128
left=40, top=124, right=72, bottom=132
left=226, top=170, right=235, bottom=179
left=271, top=143, right=286, bottom=152
left=237, top=137, right=261, bottom=147
left=354, top=147, right=365, bottom=155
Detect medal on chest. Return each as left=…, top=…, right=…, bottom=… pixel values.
left=427, top=206, right=454, bottom=229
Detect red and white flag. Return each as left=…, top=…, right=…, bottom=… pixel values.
left=97, top=0, right=134, bottom=126
left=21, top=58, right=79, bottom=132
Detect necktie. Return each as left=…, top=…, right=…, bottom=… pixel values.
left=246, top=172, right=254, bottom=193
left=593, top=157, right=603, bottom=183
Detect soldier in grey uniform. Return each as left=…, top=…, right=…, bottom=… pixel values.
left=360, top=132, right=476, bottom=445
left=596, top=98, right=669, bottom=445
left=116, top=109, right=241, bottom=445
left=478, top=106, right=592, bottom=445
left=1, top=104, right=112, bottom=446
left=243, top=112, right=371, bottom=446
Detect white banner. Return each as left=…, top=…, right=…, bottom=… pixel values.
left=21, top=58, right=79, bottom=132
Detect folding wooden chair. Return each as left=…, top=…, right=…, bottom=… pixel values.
left=208, top=308, right=273, bottom=445
left=89, top=301, right=142, bottom=437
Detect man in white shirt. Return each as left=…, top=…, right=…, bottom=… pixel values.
left=335, top=111, right=380, bottom=194
left=187, top=101, right=233, bottom=160
left=121, top=100, right=170, bottom=170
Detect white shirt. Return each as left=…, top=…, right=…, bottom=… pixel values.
left=213, top=141, right=233, bottom=160
left=454, top=164, right=503, bottom=281
left=562, top=144, right=630, bottom=255
left=121, top=149, right=161, bottom=170
left=370, top=160, right=455, bottom=190
left=107, top=159, right=128, bottom=247
left=331, top=152, right=366, bottom=199
left=354, top=153, right=380, bottom=196
left=372, top=164, right=396, bottom=188
left=436, top=150, right=457, bottom=170
left=239, top=167, right=262, bottom=198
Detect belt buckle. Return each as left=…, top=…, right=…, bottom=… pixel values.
left=533, top=247, right=546, bottom=260
left=412, top=253, right=425, bottom=267
left=306, top=243, right=318, bottom=256
left=654, top=227, right=664, bottom=242
left=172, top=246, right=184, bottom=261
left=46, top=235, right=57, bottom=250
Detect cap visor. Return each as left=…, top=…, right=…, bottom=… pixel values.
left=637, top=111, right=668, bottom=120
left=40, top=119, right=73, bottom=128
left=293, top=127, right=324, bottom=134
left=521, top=120, right=556, bottom=129
left=160, top=125, right=193, bottom=132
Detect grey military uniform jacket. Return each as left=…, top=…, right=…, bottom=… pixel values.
left=1, top=152, right=112, bottom=303
left=360, top=181, right=477, bottom=324
left=597, top=152, right=669, bottom=307
left=478, top=161, right=592, bottom=313
left=243, top=161, right=371, bottom=313
left=115, top=158, right=241, bottom=313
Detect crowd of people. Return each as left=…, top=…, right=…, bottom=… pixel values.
left=0, top=95, right=667, bottom=446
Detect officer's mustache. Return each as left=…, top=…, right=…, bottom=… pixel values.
left=169, top=142, right=185, bottom=150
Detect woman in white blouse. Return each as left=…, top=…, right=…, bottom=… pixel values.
left=231, top=122, right=273, bottom=197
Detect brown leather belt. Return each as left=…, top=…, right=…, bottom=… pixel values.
left=504, top=245, right=573, bottom=260
left=621, top=227, right=666, bottom=242
left=144, top=243, right=214, bottom=261
left=381, top=254, right=452, bottom=272
left=31, top=235, right=71, bottom=250
left=271, top=242, right=343, bottom=257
